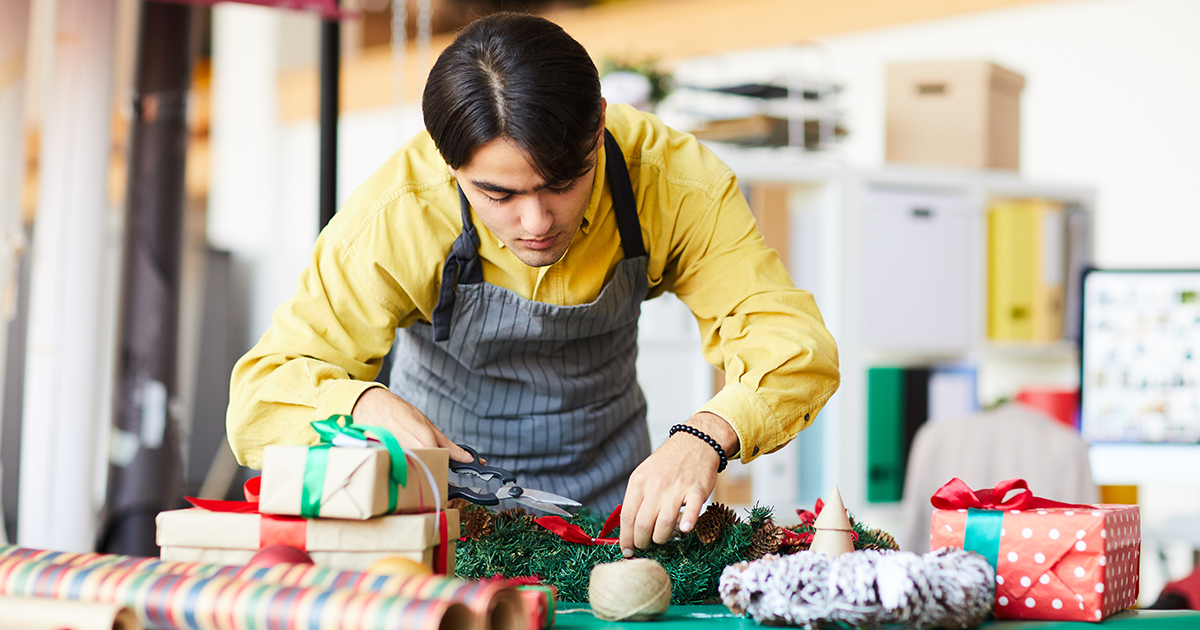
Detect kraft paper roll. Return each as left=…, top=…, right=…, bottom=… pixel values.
left=0, top=595, right=141, bottom=630
left=0, top=546, right=522, bottom=630
left=0, top=554, right=472, bottom=630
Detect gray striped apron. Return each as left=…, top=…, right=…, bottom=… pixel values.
left=389, top=130, right=651, bottom=511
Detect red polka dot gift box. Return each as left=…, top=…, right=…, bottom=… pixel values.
left=929, top=478, right=1139, bottom=623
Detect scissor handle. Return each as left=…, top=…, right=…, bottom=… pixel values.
left=450, top=444, right=518, bottom=485
left=447, top=484, right=500, bottom=506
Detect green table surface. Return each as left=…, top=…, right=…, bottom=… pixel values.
left=551, top=604, right=1200, bottom=629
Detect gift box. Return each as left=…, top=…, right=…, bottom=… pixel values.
left=156, top=507, right=459, bottom=574
left=259, top=444, right=448, bottom=520
left=930, top=478, right=1139, bottom=622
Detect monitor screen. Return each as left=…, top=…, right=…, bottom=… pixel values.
left=1080, top=269, right=1200, bottom=443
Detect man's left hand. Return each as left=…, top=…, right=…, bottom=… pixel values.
left=619, top=412, right=740, bottom=556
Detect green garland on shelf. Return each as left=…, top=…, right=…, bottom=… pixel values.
left=452, top=501, right=898, bottom=605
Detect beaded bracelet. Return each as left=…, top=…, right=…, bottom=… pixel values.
left=669, top=424, right=729, bottom=473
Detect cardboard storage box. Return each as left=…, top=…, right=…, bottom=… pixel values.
left=259, top=445, right=448, bottom=520
left=157, top=508, right=459, bottom=574
left=887, top=61, right=1025, bottom=170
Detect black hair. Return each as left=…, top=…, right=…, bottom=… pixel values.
left=422, top=12, right=603, bottom=184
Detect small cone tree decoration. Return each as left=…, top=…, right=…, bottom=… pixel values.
left=808, top=486, right=855, bottom=556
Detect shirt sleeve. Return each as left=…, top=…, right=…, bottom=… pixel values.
left=225, top=231, right=391, bottom=468
left=664, top=164, right=840, bottom=463
left=225, top=191, right=448, bottom=468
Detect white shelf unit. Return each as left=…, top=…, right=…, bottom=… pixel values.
left=701, top=145, right=1096, bottom=531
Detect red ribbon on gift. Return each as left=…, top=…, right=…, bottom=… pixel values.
left=186, top=477, right=451, bottom=570
left=534, top=505, right=621, bottom=545
left=186, top=477, right=308, bottom=549
left=930, top=477, right=1092, bottom=511
left=435, top=510, right=450, bottom=574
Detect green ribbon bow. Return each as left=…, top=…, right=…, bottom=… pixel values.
left=301, top=414, right=409, bottom=518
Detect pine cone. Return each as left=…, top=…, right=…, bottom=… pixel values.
left=447, top=498, right=474, bottom=513
left=463, top=507, right=495, bottom=540
left=856, top=528, right=899, bottom=551
left=495, top=507, right=535, bottom=527
left=693, top=502, right=738, bottom=543
left=746, top=522, right=785, bottom=560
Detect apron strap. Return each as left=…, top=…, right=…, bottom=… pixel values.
left=431, top=129, right=644, bottom=341
left=602, top=129, right=646, bottom=259
left=432, top=186, right=483, bottom=341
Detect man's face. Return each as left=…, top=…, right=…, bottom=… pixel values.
left=451, top=136, right=599, bottom=268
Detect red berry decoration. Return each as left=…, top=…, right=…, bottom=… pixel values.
left=247, top=545, right=314, bottom=567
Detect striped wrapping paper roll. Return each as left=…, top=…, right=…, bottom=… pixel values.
left=0, top=553, right=474, bottom=630
left=0, top=595, right=142, bottom=630
left=0, top=546, right=524, bottom=630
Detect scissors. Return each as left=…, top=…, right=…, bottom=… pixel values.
left=449, top=444, right=582, bottom=518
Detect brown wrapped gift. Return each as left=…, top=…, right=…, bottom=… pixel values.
left=258, top=445, right=448, bottom=520
left=156, top=507, right=459, bottom=574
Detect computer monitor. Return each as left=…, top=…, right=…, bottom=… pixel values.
left=1080, top=268, right=1200, bottom=444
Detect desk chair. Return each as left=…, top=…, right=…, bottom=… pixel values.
left=901, top=403, right=1098, bottom=552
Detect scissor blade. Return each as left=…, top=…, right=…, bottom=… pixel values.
left=514, top=497, right=574, bottom=518
left=514, top=486, right=582, bottom=507
left=462, top=486, right=576, bottom=517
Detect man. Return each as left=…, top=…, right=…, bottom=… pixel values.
left=227, top=12, right=839, bottom=557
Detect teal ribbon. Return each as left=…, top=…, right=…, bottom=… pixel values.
left=962, top=508, right=1004, bottom=570
left=299, top=414, right=410, bottom=517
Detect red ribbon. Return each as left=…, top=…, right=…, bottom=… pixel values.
left=534, top=505, right=621, bottom=546
left=185, top=477, right=308, bottom=550
left=778, top=528, right=808, bottom=546
left=188, top=476, right=452, bottom=570
left=930, top=478, right=1092, bottom=511
left=435, top=511, right=449, bottom=574
left=796, top=497, right=825, bottom=526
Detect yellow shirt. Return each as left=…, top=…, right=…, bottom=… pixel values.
left=227, top=104, right=840, bottom=469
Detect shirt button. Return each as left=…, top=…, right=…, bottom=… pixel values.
left=752, top=446, right=760, bottom=456
left=805, top=413, right=810, bottom=422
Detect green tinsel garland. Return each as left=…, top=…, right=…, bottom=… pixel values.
left=453, top=502, right=898, bottom=605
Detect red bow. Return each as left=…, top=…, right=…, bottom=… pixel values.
left=185, top=477, right=308, bottom=549
left=778, top=527, right=809, bottom=545
left=535, top=505, right=621, bottom=546
left=930, top=478, right=1090, bottom=511
left=796, top=498, right=825, bottom=526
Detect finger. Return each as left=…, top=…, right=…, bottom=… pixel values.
left=401, top=424, right=443, bottom=449
left=620, top=488, right=644, bottom=557
left=634, top=501, right=661, bottom=550
left=677, top=490, right=706, bottom=533
left=652, top=502, right=680, bottom=545
left=441, top=437, right=475, bottom=463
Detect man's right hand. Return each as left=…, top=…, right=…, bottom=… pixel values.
left=351, top=387, right=474, bottom=463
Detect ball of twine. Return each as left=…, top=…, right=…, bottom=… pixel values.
left=589, top=558, right=672, bottom=621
